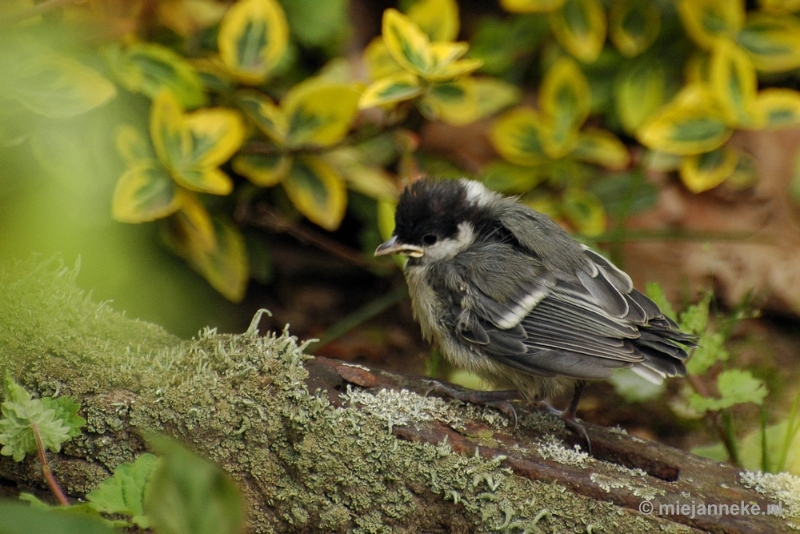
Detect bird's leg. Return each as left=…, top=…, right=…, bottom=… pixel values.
left=562, top=380, right=591, bottom=454
left=424, top=381, right=521, bottom=428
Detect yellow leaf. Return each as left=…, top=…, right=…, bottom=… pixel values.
left=359, top=72, right=423, bottom=108
left=11, top=53, right=116, bottom=119
left=613, top=60, right=669, bottom=133
left=710, top=40, right=757, bottom=126
left=677, top=0, right=744, bottom=49
left=150, top=90, right=190, bottom=172
left=685, top=51, right=712, bottom=84
left=425, top=56, right=483, bottom=81
left=637, top=85, right=733, bottom=155
left=172, top=167, right=234, bottom=195
left=283, top=157, right=348, bottom=230
left=499, top=0, right=567, bottom=13
left=549, top=0, right=607, bottom=63
left=184, top=108, right=246, bottom=167
left=112, top=163, right=181, bottom=223
left=325, top=148, right=399, bottom=201
left=609, top=0, right=661, bottom=57
left=377, top=198, right=397, bottom=241
left=282, top=80, right=361, bottom=147
left=572, top=129, right=630, bottom=169
left=737, top=13, right=800, bottom=72
left=750, top=88, right=800, bottom=130
left=172, top=191, right=218, bottom=253
left=490, top=107, right=548, bottom=166
left=117, top=125, right=155, bottom=165
left=382, top=8, right=434, bottom=76
left=237, top=92, right=287, bottom=143
left=233, top=152, right=292, bottom=186
left=407, top=0, right=460, bottom=41
left=473, top=78, right=522, bottom=117
left=758, top=0, right=800, bottom=13
left=680, top=145, right=739, bottom=193
left=218, top=0, right=289, bottom=83
left=561, top=188, right=606, bottom=236
left=364, top=37, right=403, bottom=80
left=157, top=0, right=228, bottom=37
left=539, top=57, right=591, bottom=156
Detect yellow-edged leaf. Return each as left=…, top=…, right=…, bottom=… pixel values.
left=364, top=37, right=403, bottom=80
left=171, top=191, right=218, bottom=253
left=283, top=157, right=347, bottom=230
left=609, top=0, right=661, bottom=57
left=325, top=148, right=399, bottom=201
left=420, top=79, right=478, bottom=125
left=11, top=54, right=116, bottom=119
left=710, top=40, right=757, bottom=126
left=473, top=78, right=522, bottom=116
left=407, top=0, right=460, bottom=42
left=737, top=13, right=800, bottom=72
left=677, top=0, right=744, bottom=49
left=637, top=85, right=733, bottom=155
left=539, top=57, right=591, bottom=157
left=359, top=72, right=423, bottom=108
left=490, top=107, right=548, bottom=166
left=237, top=92, right=287, bottom=143
left=382, top=8, right=433, bottom=76
left=108, top=42, right=206, bottom=109
left=758, top=0, right=800, bottom=13
left=183, top=108, right=245, bottom=167
left=218, top=0, right=288, bottom=83
left=549, top=0, right=607, bottom=63
left=282, top=80, right=361, bottom=147
left=117, top=125, right=155, bottom=165
left=173, top=166, right=234, bottom=195
left=112, top=163, right=181, bottom=223
left=750, top=88, right=800, bottom=130
left=479, top=160, right=546, bottom=193
left=613, top=60, right=669, bottom=133
left=680, top=146, right=739, bottom=193
left=157, top=0, right=228, bottom=37
left=572, top=129, right=631, bottom=169
left=425, top=56, right=483, bottom=81
left=233, top=152, right=291, bottom=186
left=561, top=188, right=606, bottom=236
left=499, top=0, right=567, bottom=13
left=150, top=90, right=190, bottom=171
left=685, top=51, right=712, bottom=84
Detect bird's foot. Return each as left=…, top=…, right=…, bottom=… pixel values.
left=424, top=381, right=521, bottom=428
left=535, top=402, right=592, bottom=455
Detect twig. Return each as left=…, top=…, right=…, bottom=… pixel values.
left=31, top=422, right=69, bottom=506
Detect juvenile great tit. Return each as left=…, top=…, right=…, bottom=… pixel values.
left=375, top=178, right=695, bottom=443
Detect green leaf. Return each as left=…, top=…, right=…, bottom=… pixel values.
left=182, top=108, right=246, bottom=168
left=218, top=0, right=289, bottom=83
left=467, top=15, right=548, bottom=75
left=10, top=54, right=116, bottom=119
left=490, top=107, right=548, bottom=166
left=113, top=163, right=181, bottom=223
left=613, top=59, right=670, bottom=133
left=679, top=145, right=739, bottom=193
left=686, top=330, right=729, bottom=375
left=609, top=0, right=661, bottom=57
left=151, top=90, right=190, bottom=173
left=538, top=57, right=591, bottom=158
left=419, top=79, right=478, bottom=125
left=282, top=0, right=349, bottom=48
left=237, top=92, right=287, bottom=143
left=572, top=129, right=630, bottom=169
left=407, top=0, right=460, bottom=42
left=0, top=372, right=73, bottom=462
left=87, top=454, right=158, bottom=529
left=233, top=152, right=292, bottom=187
left=116, top=125, right=157, bottom=165
left=676, top=0, right=744, bottom=49
left=751, top=88, right=800, bottom=130
left=0, top=501, right=117, bottom=534
left=479, top=160, right=546, bottom=193
left=359, top=72, right=422, bottom=108
left=41, top=397, right=85, bottom=439
left=689, top=369, right=767, bottom=412
left=283, top=157, right=348, bottom=231
left=324, top=148, right=399, bottom=201
left=737, top=12, right=800, bottom=72
left=105, top=43, right=206, bottom=109
left=710, top=40, right=757, bottom=126
left=679, top=293, right=711, bottom=335
left=144, top=434, right=245, bottom=534
left=381, top=8, right=434, bottom=75
left=645, top=282, right=676, bottom=321
left=561, top=188, right=606, bottom=236
left=282, top=80, right=361, bottom=147
left=549, top=0, right=607, bottom=63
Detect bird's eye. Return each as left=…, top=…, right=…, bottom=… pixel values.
left=423, top=234, right=438, bottom=245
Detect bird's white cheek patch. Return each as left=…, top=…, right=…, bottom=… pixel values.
left=424, top=222, right=476, bottom=262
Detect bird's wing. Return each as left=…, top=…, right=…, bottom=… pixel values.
left=447, top=241, right=688, bottom=381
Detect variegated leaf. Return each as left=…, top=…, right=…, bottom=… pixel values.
left=282, top=157, right=347, bottom=230
left=491, top=107, right=548, bottom=166
left=549, top=0, right=607, bottom=63
left=112, top=163, right=181, bottom=223
left=218, top=0, right=289, bottom=83
left=233, top=152, right=292, bottom=187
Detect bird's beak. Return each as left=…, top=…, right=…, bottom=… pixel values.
left=374, top=236, right=424, bottom=258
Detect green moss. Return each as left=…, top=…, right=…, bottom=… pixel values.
left=0, top=258, right=695, bottom=532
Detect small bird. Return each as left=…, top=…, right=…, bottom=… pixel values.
left=375, top=178, right=695, bottom=448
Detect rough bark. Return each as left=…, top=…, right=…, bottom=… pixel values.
left=0, top=258, right=798, bottom=533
